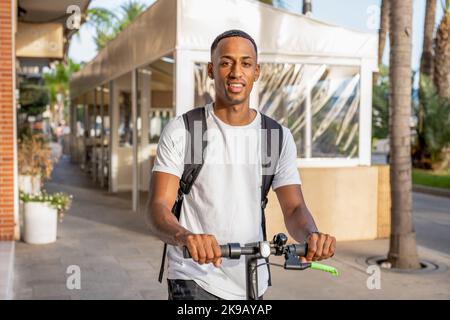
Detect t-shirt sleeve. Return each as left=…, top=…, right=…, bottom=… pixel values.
left=152, top=116, right=186, bottom=179
left=271, top=127, right=302, bottom=191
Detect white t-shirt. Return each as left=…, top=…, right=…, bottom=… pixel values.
left=152, top=102, right=301, bottom=300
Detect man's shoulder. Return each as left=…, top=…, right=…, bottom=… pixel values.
left=158, top=115, right=186, bottom=144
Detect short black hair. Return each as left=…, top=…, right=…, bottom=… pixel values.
left=210, top=29, right=258, bottom=57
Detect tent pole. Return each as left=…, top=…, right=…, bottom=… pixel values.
left=132, top=69, right=139, bottom=212
left=100, top=85, right=105, bottom=188
left=305, top=83, right=312, bottom=158
left=109, top=80, right=119, bottom=193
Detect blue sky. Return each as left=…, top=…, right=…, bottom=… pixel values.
left=69, top=0, right=445, bottom=72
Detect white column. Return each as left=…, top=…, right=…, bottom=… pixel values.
left=109, top=80, right=119, bottom=193
left=69, top=100, right=75, bottom=161
left=359, top=60, right=373, bottom=166
left=174, top=49, right=195, bottom=115
left=83, top=95, right=89, bottom=171
left=140, top=69, right=151, bottom=191
left=132, top=69, right=139, bottom=212
left=92, top=89, right=98, bottom=183
left=100, top=86, right=105, bottom=188
left=304, top=83, right=312, bottom=158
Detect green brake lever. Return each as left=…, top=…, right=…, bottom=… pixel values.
left=310, top=262, right=339, bottom=276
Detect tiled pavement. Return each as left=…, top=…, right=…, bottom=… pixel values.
left=13, top=156, right=166, bottom=299
left=10, top=155, right=450, bottom=300
left=0, top=241, right=14, bottom=300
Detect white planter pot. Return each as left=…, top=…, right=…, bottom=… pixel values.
left=23, top=202, right=57, bottom=244
left=19, top=175, right=41, bottom=194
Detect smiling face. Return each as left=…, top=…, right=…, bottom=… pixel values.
left=208, top=36, right=260, bottom=107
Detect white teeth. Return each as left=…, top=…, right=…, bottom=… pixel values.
left=229, top=84, right=243, bottom=87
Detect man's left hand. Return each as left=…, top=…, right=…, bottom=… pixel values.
left=300, top=232, right=336, bottom=263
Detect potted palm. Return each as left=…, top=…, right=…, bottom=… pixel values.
left=20, top=190, right=72, bottom=244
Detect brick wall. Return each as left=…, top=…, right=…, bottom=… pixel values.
left=0, top=0, right=15, bottom=241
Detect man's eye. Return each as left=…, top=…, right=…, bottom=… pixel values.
left=242, top=62, right=252, bottom=67
left=220, top=62, right=230, bottom=67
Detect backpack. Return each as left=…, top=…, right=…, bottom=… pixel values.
left=158, top=106, right=283, bottom=286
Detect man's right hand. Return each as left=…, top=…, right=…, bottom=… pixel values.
left=180, top=233, right=222, bottom=267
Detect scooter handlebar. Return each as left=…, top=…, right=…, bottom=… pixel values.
left=182, top=242, right=308, bottom=259
left=183, top=245, right=231, bottom=259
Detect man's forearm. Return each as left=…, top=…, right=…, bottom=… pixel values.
left=147, top=202, right=192, bottom=246
left=284, top=204, right=319, bottom=243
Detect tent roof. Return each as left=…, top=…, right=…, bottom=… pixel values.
left=178, top=0, right=377, bottom=59
left=71, top=0, right=377, bottom=99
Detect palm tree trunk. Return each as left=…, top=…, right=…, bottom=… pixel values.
left=416, top=0, right=437, bottom=167
left=303, top=0, right=312, bottom=15
left=374, top=0, right=390, bottom=84
left=378, top=0, right=390, bottom=66
left=420, top=0, right=437, bottom=78
left=388, top=0, right=421, bottom=269
left=433, top=1, right=450, bottom=98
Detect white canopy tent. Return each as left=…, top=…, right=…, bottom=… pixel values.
left=70, top=0, right=378, bottom=210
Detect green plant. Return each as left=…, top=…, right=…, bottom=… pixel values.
left=43, top=59, right=80, bottom=125
left=19, top=82, right=49, bottom=116
left=414, top=76, right=450, bottom=164
left=372, top=65, right=390, bottom=140
left=19, top=190, right=73, bottom=222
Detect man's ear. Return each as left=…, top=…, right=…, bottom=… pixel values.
left=207, top=62, right=214, bottom=79
left=254, top=63, right=261, bottom=82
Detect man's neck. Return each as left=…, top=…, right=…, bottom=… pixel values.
left=213, top=100, right=256, bottom=126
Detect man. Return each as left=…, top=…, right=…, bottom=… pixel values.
left=147, top=29, right=336, bottom=300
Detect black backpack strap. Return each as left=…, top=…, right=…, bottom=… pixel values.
left=260, top=113, right=283, bottom=286
left=158, top=107, right=207, bottom=283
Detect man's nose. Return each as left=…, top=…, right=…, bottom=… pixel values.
left=229, top=63, right=243, bottom=78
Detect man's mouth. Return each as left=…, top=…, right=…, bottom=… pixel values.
left=227, top=82, right=245, bottom=93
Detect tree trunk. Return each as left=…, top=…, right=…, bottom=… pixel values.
left=303, top=0, right=312, bottom=15
left=433, top=2, right=450, bottom=98
left=378, top=0, right=390, bottom=66
left=416, top=0, right=437, bottom=167
left=388, top=0, right=421, bottom=269
left=420, top=0, right=437, bottom=78
left=374, top=0, right=390, bottom=84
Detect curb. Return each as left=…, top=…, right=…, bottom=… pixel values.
left=413, top=185, right=450, bottom=198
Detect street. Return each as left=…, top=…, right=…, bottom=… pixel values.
left=413, top=192, right=450, bottom=256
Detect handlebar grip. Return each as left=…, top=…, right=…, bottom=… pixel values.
left=183, top=245, right=230, bottom=259
left=292, top=243, right=308, bottom=257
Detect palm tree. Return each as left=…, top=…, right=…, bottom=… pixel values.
left=433, top=0, right=450, bottom=98
left=378, top=0, right=390, bottom=72
left=82, top=1, right=147, bottom=51
left=117, top=0, right=147, bottom=31
left=415, top=0, right=437, bottom=168
left=43, top=60, right=80, bottom=126
left=82, top=7, right=117, bottom=50
left=387, top=0, right=421, bottom=269
left=374, top=0, right=390, bottom=83
left=303, top=0, right=312, bottom=15
left=421, top=0, right=437, bottom=78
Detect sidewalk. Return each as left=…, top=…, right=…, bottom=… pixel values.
left=11, top=156, right=450, bottom=299
left=0, top=242, right=14, bottom=300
